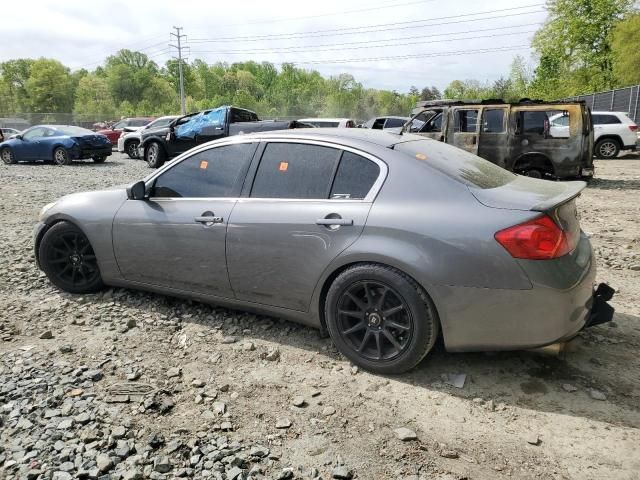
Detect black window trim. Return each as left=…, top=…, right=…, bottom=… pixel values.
left=145, top=138, right=260, bottom=201
left=243, top=139, right=388, bottom=203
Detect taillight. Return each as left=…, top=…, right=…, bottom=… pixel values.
left=629, top=124, right=638, bottom=132
left=495, top=215, right=576, bottom=260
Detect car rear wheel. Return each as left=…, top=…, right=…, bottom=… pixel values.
left=126, top=140, right=140, bottom=159
left=1, top=147, right=16, bottom=165
left=39, top=221, right=104, bottom=294
left=325, top=264, right=439, bottom=374
left=92, top=155, right=107, bottom=163
left=145, top=142, right=166, bottom=168
left=53, top=147, right=71, bottom=166
left=595, top=138, right=620, bottom=159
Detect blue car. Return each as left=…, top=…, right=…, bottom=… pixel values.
left=0, top=125, right=112, bottom=166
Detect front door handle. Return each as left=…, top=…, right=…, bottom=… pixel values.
left=194, top=212, right=223, bottom=224
left=316, top=218, right=353, bottom=226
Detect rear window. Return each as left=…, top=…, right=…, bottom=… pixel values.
left=312, top=121, right=340, bottom=128
left=384, top=118, right=406, bottom=128
left=394, top=139, right=515, bottom=189
left=592, top=114, right=622, bottom=125
left=55, top=126, right=94, bottom=136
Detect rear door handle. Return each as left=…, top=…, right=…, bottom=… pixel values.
left=316, top=218, right=353, bottom=226
left=194, top=216, right=223, bottom=224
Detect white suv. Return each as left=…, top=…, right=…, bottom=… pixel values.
left=117, top=115, right=179, bottom=159
left=550, top=111, right=638, bottom=159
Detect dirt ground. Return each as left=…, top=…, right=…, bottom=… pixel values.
left=0, top=152, right=639, bottom=480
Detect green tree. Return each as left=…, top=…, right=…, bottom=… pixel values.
left=0, top=59, right=35, bottom=112
left=24, top=59, right=74, bottom=112
left=531, top=0, right=633, bottom=98
left=420, top=86, right=441, bottom=101
left=74, top=74, right=116, bottom=117
left=611, top=12, right=640, bottom=86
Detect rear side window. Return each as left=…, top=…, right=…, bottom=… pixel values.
left=394, top=140, right=515, bottom=189
left=454, top=110, right=479, bottom=133
left=482, top=109, right=506, bottom=133
left=592, top=114, right=621, bottom=125
left=153, top=143, right=257, bottom=198
left=251, top=143, right=341, bottom=199
left=330, top=152, right=380, bottom=199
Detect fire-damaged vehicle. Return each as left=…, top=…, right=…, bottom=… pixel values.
left=139, top=106, right=310, bottom=168
left=403, top=100, right=594, bottom=180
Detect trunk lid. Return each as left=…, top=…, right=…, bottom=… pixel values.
left=468, top=176, right=586, bottom=212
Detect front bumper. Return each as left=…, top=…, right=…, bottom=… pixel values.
left=117, top=136, right=126, bottom=153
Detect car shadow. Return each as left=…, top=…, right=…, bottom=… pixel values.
left=588, top=178, right=640, bottom=190
left=90, top=287, right=640, bottom=430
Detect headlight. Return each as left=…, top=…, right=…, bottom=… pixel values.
left=39, top=202, right=57, bottom=221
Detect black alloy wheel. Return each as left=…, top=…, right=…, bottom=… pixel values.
left=39, top=221, right=104, bottom=293
left=337, top=280, right=413, bottom=361
left=326, top=264, right=439, bottom=374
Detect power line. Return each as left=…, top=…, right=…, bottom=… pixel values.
left=190, top=0, right=439, bottom=30
left=189, top=4, right=545, bottom=43
left=170, top=27, right=187, bottom=115
left=73, top=35, right=169, bottom=68
left=188, top=22, right=542, bottom=55
left=189, top=28, right=538, bottom=56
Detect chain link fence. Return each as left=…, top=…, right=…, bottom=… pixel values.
left=562, top=85, right=640, bottom=122
left=0, top=113, right=130, bottom=131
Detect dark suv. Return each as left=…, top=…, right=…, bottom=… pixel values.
left=404, top=100, right=594, bottom=179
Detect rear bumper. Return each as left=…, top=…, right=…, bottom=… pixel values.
left=70, top=145, right=113, bottom=159
left=434, top=234, right=604, bottom=351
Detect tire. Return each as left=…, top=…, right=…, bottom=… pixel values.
left=595, top=138, right=620, bottom=159
left=523, top=168, right=543, bottom=179
left=92, top=155, right=107, bottom=163
left=126, top=140, right=140, bottom=159
left=53, top=147, right=71, bottom=166
left=39, top=221, right=104, bottom=294
left=145, top=142, right=166, bottom=168
left=325, top=264, right=439, bottom=374
left=1, top=147, right=16, bottom=165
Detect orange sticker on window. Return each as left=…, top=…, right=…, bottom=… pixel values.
left=200, top=160, right=208, bottom=169
left=415, top=153, right=427, bottom=161
left=279, top=161, right=289, bottom=171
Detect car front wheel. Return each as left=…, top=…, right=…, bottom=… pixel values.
left=325, top=264, right=439, bottom=374
left=595, top=138, right=620, bottom=159
left=126, top=140, right=140, bottom=159
left=1, top=147, right=16, bottom=165
left=53, top=147, right=71, bottom=166
left=39, top=221, right=104, bottom=293
left=145, top=142, right=166, bottom=168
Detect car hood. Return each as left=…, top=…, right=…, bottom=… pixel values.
left=43, top=188, right=129, bottom=224
left=141, top=126, right=171, bottom=139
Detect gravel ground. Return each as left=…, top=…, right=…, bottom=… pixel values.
left=1, top=152, right=639, bottom=480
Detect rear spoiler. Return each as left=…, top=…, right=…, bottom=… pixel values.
left=531, top=181, right=586, bottom=212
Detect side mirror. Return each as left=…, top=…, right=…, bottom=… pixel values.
left=15, top=134, right=23, bottom=140
left=126, top=180, right=147, bottom=200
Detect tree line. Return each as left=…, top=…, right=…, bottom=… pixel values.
left=0, top=0, right=638, bottom=121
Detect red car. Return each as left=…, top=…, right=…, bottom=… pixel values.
left=96, top=117, right=154, bottom=145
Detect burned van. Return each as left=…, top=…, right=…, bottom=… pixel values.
left=403, top=100, right=594, bottom=179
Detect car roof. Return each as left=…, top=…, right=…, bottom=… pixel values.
left=592, top=111, right=628, bottom=115
left=299, top=118, right=352, bottom=122
left=239, top=127, right=420, bottom=148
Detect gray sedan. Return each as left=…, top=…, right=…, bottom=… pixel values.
left=34, top=129, right=614, bottom=373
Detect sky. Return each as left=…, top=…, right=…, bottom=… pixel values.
left=0, top=0, right=548, bottom=93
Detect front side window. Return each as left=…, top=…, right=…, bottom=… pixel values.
left=384, top=118, right=406, bottom=129
left=130, top=119, right=151, bottom=127
left=482, top=109, right=506, bottom=133
left=251, top=143, right=342, bottom=199
left=330, top=152, right=380, bottom=200
left=152, top=143, right=257, bottom=198
left=23, top=127, right=46, bottom=140
left=454, top=110, right=479, bottom=133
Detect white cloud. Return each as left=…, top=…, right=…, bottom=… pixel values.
left=1, top=0, right=546, bottom=91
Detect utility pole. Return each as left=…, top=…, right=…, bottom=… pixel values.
left=170, top=26, right=187, bottom=115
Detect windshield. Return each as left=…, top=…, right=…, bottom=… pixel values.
left=55, top=126, right=95, bottom=136
left=147, top=117, right=176, bottom=129
left=395, top=139, right=516, bottom=189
